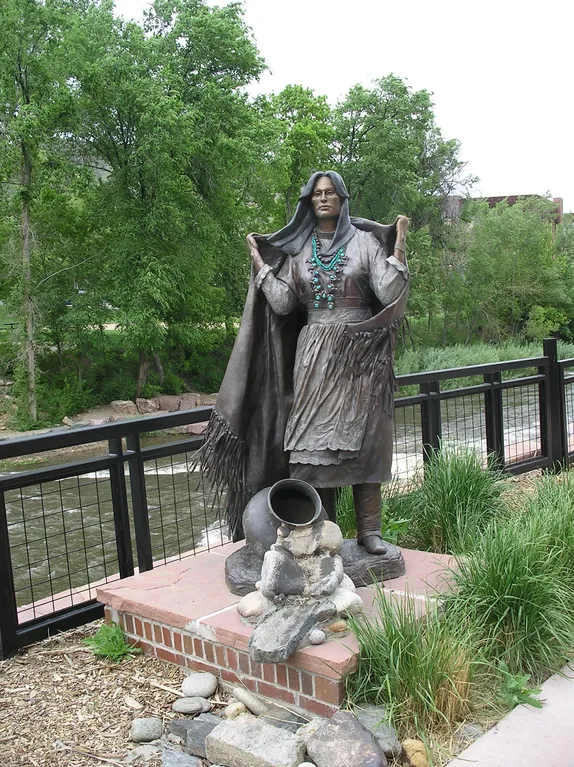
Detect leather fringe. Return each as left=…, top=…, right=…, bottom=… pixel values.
left=198, top=410, right=247, bottom=541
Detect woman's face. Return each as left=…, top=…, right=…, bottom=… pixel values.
left=311, top=176, right=342, bottom=222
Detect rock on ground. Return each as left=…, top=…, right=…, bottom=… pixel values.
left=304, top=710, right=387, bottom=767
left=168, top=713, right=220, bottom=758
left=129, top=717, right=163, bottom=743
left=205, top=713, right=306, bottom=767
left=181, top=671, right=218, bottom=698
left=172, top=696, right=210, bottom=714
left=162, top=749, right=202, bottom=766
left=402, top=739, right=428, bottom=767
left=231, top=687, right=270, bottom=716
left=226, top=701, right=248, bottom=719
left=354, top=704, right=402, bottom=759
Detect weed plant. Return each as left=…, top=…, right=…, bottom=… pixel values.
left=84, top=622, right=142, bottom=662
left=346, top=585, right=487, bottom=737
left=403, top=445, right=507, bottom=554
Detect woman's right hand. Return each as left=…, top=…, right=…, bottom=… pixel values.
left=246, top=233, right=265, bottom=273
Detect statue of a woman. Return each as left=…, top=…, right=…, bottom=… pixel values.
left=202, top=171, right=409, bottom=554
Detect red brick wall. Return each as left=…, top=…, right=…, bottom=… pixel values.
left=105, top=606, right=343, bottom=718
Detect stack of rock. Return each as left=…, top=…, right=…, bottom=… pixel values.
left=234, top=480, right=363, bottom=663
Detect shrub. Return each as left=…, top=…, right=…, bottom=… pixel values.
left=403, top=445, right=507, bottom=554
left=347, top=585, right=484, bottom=737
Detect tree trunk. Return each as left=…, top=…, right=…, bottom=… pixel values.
left=136, top=352, right=149, bottom=397
left=153, top=352, right=164, bottom=385
left=21, top=144, right=36, bottom=421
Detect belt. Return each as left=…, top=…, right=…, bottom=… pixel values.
left=304, top=298, right=369, bottom=310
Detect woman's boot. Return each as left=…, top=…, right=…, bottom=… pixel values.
left=353, top=483, right=387, bottom=555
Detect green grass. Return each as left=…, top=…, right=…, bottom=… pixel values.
left=395, top=340, right=574, bottom=393
left=396, top=445, right=508, bottom=554
left=346, top=468, right=574, bottom=758
left=346, top=585, right=487, bottom=739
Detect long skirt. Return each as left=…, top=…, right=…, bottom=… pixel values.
left=284, top=322, right=395, bottom=488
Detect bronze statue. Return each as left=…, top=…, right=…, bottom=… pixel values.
left=202, top=171, right=409, bottom=555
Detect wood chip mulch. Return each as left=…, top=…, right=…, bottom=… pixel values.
left=0, top=621, right=227, bottom=767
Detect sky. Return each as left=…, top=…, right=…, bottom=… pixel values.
left=114, top=0, right=574, bottom=212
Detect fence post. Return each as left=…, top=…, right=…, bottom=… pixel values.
left=484, top=372, right=505, bottom=469
left=126, top=434, right=153, bottom=573
left=0, top=489, right=20, bottom=659
left=108, top=437, right=135, bottom=578
left=420, top=380, right=442, bottom=463
left=540, top=338, right=568, bottom=472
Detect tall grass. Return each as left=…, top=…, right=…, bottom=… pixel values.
left=446, top=476, right=574, bottom=678
left=347, top=586, right=485, bottom=737
left=401, top=445, right=507, bottom=554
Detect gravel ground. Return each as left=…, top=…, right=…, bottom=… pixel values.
left=0, top=622, right=230, bottom=767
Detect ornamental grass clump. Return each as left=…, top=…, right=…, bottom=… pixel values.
left=446, top=509, right=574, bottom=679
left=346, top=585, right=484, bottom=737
left=405, top=444, right=507, bottom=554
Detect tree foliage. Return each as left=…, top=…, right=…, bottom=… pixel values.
left=0, top=0, right=570, bottom=424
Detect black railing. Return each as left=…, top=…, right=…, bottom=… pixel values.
left=1, top=338, right=572, bottom=658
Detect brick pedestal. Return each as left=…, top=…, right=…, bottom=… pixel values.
left=98, top=543, right=453, bottom=718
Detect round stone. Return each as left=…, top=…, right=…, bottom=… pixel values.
left=172, top=696, right=210, bottom=714
left=181, top=672, right=218, bottom=699
left=130, top=717, right=163, bottom=743
left=309, top=629, right=326, bottom=645
left=225, top=701, right=248, bottom=719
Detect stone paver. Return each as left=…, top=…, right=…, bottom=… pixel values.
left=448, top=664, right=574, bottom=767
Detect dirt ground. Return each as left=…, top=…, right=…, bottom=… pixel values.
left=0, top=622, right=231, bottom=767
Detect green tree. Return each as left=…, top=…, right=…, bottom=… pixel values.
left=0, top=0, right=92, bottom=421
left=332, top=76, right=475, bottom=234
left=462, top=198, right=574, bottom=341
left=68, top=0, right=264, bottom=392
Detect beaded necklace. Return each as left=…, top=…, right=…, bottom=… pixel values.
left=308, top=232, right=348, bottom=310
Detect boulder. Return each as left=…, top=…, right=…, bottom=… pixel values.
left=184, top=422, right=208, bottom=435
left=354, top=704, right=402, bottom=759
left=168, top=713, right=219, bottom=755
left=205, top=713, right=305, bottom=767
left=304, top=710, right=387, bottom=767
left=402, top=739, right=428, bottom=767
left=157, top=395, right=183, bottom=412
left=225, top=546, right=265, bottom=596
left=130, top=717, right=163, bottom=743
left=172, top=697, right=210, bottom=715
left=162, top=750, right=202, bottom=767
left=181, top=671, right=218, bottom=699
left=111, top=399, right=138, bottom=414
left=136, top=398, right=160, bottom=414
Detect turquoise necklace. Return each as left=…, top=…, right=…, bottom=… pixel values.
left=308, top=233, right=347, bottom=310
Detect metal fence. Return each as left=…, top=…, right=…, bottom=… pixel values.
left=1, top=338, right=572, bottom=659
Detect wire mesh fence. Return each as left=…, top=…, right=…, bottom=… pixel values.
left=1, top=343, right=569, bottom=657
